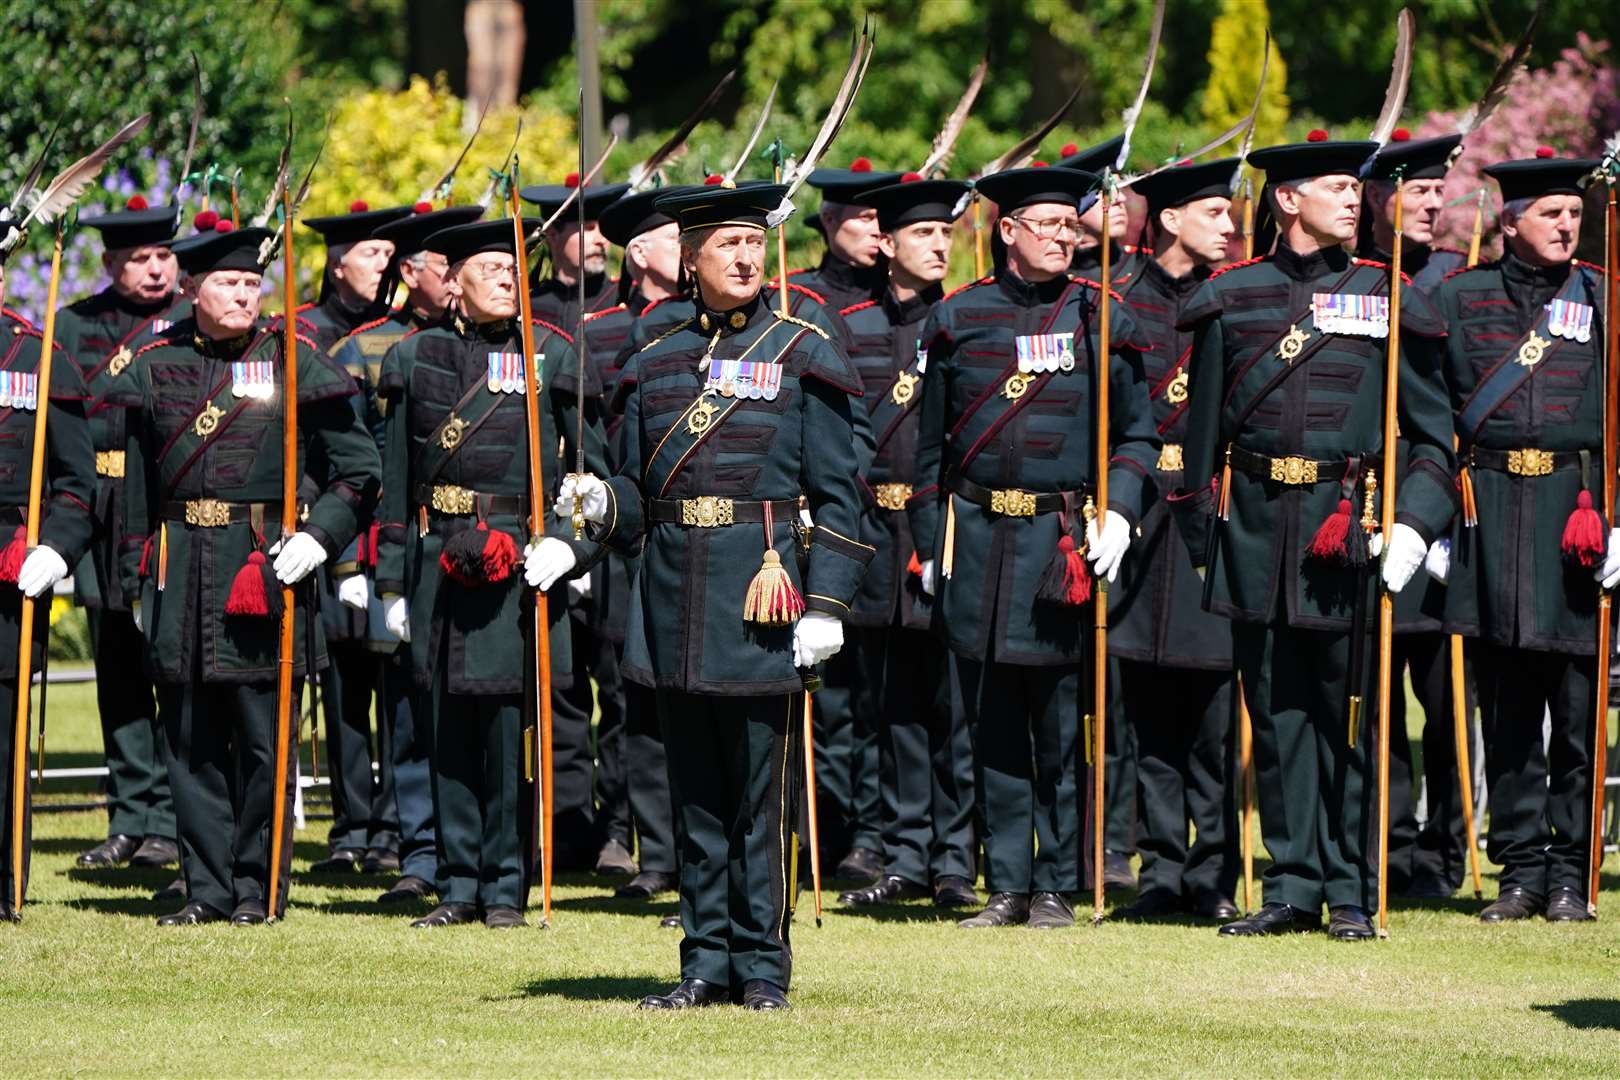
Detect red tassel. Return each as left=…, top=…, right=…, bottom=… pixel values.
left=1035, top=534, right=1092, bottom=606
left=0, top=527, right=25, bottom=584
left=440, top=521, right=519, bottom=587
left=1308, top=499, right=1354, bottom=562
left=481, top=525, right=518, bottom=583
left=138, top=534, right=154, bottom=578
left=906, top=551, right=922, bottom=576
left=225, top=550, right=283, bottom=618
left=1561, top=489, right=1606, bottom=568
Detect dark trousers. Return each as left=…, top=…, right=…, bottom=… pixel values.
left=1475, top=642, right=1595, bottom=897
left=1105, top=659, right=1138, bottom=856
left=89, top=607, right=173, bottom=839
left=1386, top=632, right=1475, bottom=893
left=849, top=627, right=974, bottom=884
left=660, top=689, right=798, bottom=991
left=0, top=678, right=29, bottom=906
left=626, top=682, right=676, bottom=872
left=1120, top=660, right=1238, bottom=899
left=956, top=657, right=1082, bottom=895
left=319, top=642, right=398, bottom=853
left=811, top=646, right=881, bottom=859
left=385, top=646, right=436, bottom=880
left=590, top=629, right=631, bottom=851
left=550, top=618, right=601, bottom=866
left=157, top=674, right=295, bottom=916
left=1234, top=622, right=1373, bottom=912
left=428, top=669, right=526, bottom=909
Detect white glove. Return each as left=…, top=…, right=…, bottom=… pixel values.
left=1084, top=509, right=1131, bottom=584
left=553, top=474, right=609, bottom=525
left=919, top=559, right=937, bottom=597
left=270, top=532, right=327, bottom=585
left=132, top=600, right=143, bottom=632
left=568, top=573, right=591, bottom=601
left=1380, top=522, right=1427, bottom=595
left=1424, top=538, right=1451, bottom=585
left=792, top=610, right=844, bottom=667
left=15, top=544, right=67, bottom=599
left=1597, top=528, right=1620, bottom=590
left=336, top=573, right=369, bottom=610
left=383, top=595, right=411, bottom=642
left=524, top=537, right=578, bottom=591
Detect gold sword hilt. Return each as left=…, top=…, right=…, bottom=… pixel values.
left=571, top=494, right=585, bottom=541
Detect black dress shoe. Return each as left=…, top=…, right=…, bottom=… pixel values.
left=638, top=977, right=730, bottom=1010
left=615, top=870, right=677, bottom=899
left=76, top=834, right=140, bottom=868
left=1192, top=891, right=1241, bottom=921
left=839, top=874, right=928, bottom=906
left=411, top=902, right=478, bottom=928
left=378, top=875, right=436, bottom=906
left=130, top=836, right=180, bottom=868
left=157, top=901, right=227, bottom=927
left=309, top=847, right=365, bottom=873
left=1544, top=886, right=1593, bottom=922
left=595, top=839, right=638, bottom=876
left=1103, top=851, right=1137, bottom=892
left=1028, top=891, right=1075, bottom=929
left=1480, top=887, right=1545, bottom=923
left=484, top=905, right=528, bottom=929
left=740, top=979, right=790, bottom=1010
left=834, top=846, right=883, bottom=884
left=659, top=914, right=682, bottom=929
left=152, top=876, right=188, bottom=904
left=1327, top=905, right=1375, bottom=940
left=958, top=891, right=1030, bottom=929
left=361, top=848, right=401, bottom=874
left=1114, top=887, right=1187, bottom=921
left=933, top=875, right=979, bottom=909
left=0, top=902, right=20, bottom=924
left=231, top=898, right=268, bottom=926
left=1218, top=902, right=1320, bottom=936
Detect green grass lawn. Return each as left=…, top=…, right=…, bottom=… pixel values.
left=3, top=679, right=1619, bottom=1077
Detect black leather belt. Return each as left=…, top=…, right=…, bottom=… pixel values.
left=0, top=507, right=23, bottom=526
left=948, top=473, right=1075, bottom=517
left=1468, top=447, right=1581, bottom=477
left=159, top=499, right=282, bottom=527
left=413, top=483, right=526, bottom=516
left=648, top=497, right=801, bottom=527
left=1227, top=445, right=1363, bottom=486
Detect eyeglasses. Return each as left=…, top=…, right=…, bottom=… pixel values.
left=1011, top=215, right=1082, bottom=240
left=462, top=260, right=515, bottom=282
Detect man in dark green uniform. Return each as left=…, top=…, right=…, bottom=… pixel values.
left=521, top=175, right=628, bottom=331
left=112, top=219, right=381, bottom=925
left=1168, top=132, right=1457, bottom=940
left=374, top=218, right=606, bottom=929
left=0, top=263, right=97, bottom=923
left=833, top=174, right=977, bottom=911
left=1059, top=137, right=1150, bottom=291
left=1108, top=159, right=1241, bottom=922
left=55, top=195, right=187, bottom=874
left=910, top=164, right=1160, bottom=930
left=1433, top=151, right=1606, bottom=922
left=1357, top=131, right=1475, bottom=899
left=561, top=182, right=874, bottom=1009
left=330, top=201, right=484, bottom=901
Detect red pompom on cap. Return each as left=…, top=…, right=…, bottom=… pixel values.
left=1536, top=146, right=1556, bottom=159
left=1307, top=129, right=1329, bottom=143
left=850, top=156, right=872, bottom=172
left=214, top=220, right=234, bottom=233
left=126, top=194, right=149, bottom=211
left=349, top=199, right=369, bottom=212
left=1060, top=143, right=1079, bottom=158
left=1391, top=128, right=1411, bottom=142
left=900, top=171, right=923, bottom=183
left=564, top=172, right=581, bottom=188
left=414, top=201, right=434, bottom=213
left=704, top=174, right=725, bottom=186
left=1030, top=160, right=1049, bottom=168
left=193, top=210, right=220, bottom=231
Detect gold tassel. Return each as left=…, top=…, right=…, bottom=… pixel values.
left=157, top=522, right=168, bottom=592
left=743, top=549, right=804, bottom=626
left=1217, top=446, right=1232, bottom=521
left=1459, top=465, right=1478, bottom=528
left=1361, top=468, right=1379, bottom=535
left=941, top=495, right=957, bottom=579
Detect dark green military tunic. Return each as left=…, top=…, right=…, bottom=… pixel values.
left=1170, top=242, right=1457, bottom=913
left=1071, top=242, right=1150, bottom=291
left=908, top=268, right=1159, bottom=896
left=789, top=252, right=885, bottom=314
left=111, top=317, right=379, bottom=916
left=54, top=288, right=188, bottom=845
left=374, top=314, right=606, bottom=909
left=530, top=271, right=618, bottom=337
left=1434, top=252, right=1607, bottom=898
left=598, top=290, right=873, bottom=989
left=0, top=309, right=96, bottom=912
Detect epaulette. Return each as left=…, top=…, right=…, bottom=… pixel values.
left=1573, top=259, right=1605, bottom=276
left=347, top=314, right=395, bottom=337
left=638, top=317, right=695, bottom=353
left=785, top=266, right=814, bottom=278
left=1070, top=275, right=1124, bottom=304
left=1431, top=245, right=1466, bottom=256
left=294, top=331, right=319, bottom=353
left=778, top=313, right=830, bottom=340
left=133, top=336, right=171, bottom=359
left=1207, top=256, right=1266, bottom=280
left=585, top=303, right=627, bottom=323
left=839, top=299, right=877, bottom=317
left=531, top=316, right=574, bottom=345
left=639, top=295, right=676, bottom=318
left=1350, top=257, right=1415, bottom=285
left=2, top=307, right=36, bottom=330
left=943, top=275, right=993, bottom=299
left=1441, top=260, right=1495, bottom=285
left=770, top=279, right=826, bottom=305
left=295, top=301, right=316, bottom=314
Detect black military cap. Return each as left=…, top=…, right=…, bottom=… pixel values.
left=654, top=183, right=789, bottom=233
left=519, top=176, right=631, bottom=220
left=854, top=173, right=970, bottom=231
left=423, top=218, right=542, bottom=265
left=976, top=165, right=1099, bottom=213
left=1247, top=130, right=1379, bottom=184
left=1364, top=130, right=1462, bottom=182
left=1484, top=148, right=1601, bottom=203
left=79, top=194, right=180, bottom=249
left=302, top=201, right=415, bottom=248
left=1132, top=157, right=1239, bottom=212
left=371, top=203, right=486, bottom=259
left=1055, top=135, right=1125, bottom=175
left=599, top=186, right=694, bottom=246
left=805, top=157, right=903, bottom=202
left=171, top=221, right=273, bottom=275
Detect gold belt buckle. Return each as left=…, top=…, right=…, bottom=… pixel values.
left=1155, top=443, right=1184, bottom=473
left=680, top=496, right=734, bottom=528
left=873, top=483, right=912, bottom=511
left=1268, top=455, right=1319, bottom=486
left=989, top=488, right=1038, bottom=517
left=95, top=450, right=126, bottom=478
left=430, top=484, right=476, bottom=515
left=184, top=498, right=231, bottom=527
left=1507, top=448, right=1554, bottom=477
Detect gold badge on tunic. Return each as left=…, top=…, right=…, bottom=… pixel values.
left=1516, top=330, right=1551, bottom=368
left=1002, top=372, right=1034, bottom=400
left=891, top=370, right=919, bottom=405
left=687, top=397, right=719, bottom=435
left=1166, top=369, right=1189, bottom=403
left=107, top=344, right=134, bottom=378
left=440, top=415, right=467, bottom=450
left=1277, top=325, right=1309, bottom=363
left=194, top=400, right=224, bottom=438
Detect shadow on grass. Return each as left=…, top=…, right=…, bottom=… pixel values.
left=316, top=898, right=426, bottom=917
left=61, top=894, right=167, bottom=918
left=1532, top=999, right=1620, bottom=1030
left=516, top=974, right=667, bottom=1003
left=552, top=893, right=678, bottom=918
left=820, top=902, right=967, bottom=924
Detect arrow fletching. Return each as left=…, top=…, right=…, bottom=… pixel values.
left=420, top=96, right=491, bottom=205
left=1369, top=8, right=1415, bottom=145
left=917, top=55, right=988, bottom=179
left=627, top=69, right=736, bottom=191
left=1117, top=0, right=1166, bottom=172
left=19, top=113, right=151, bottom=234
